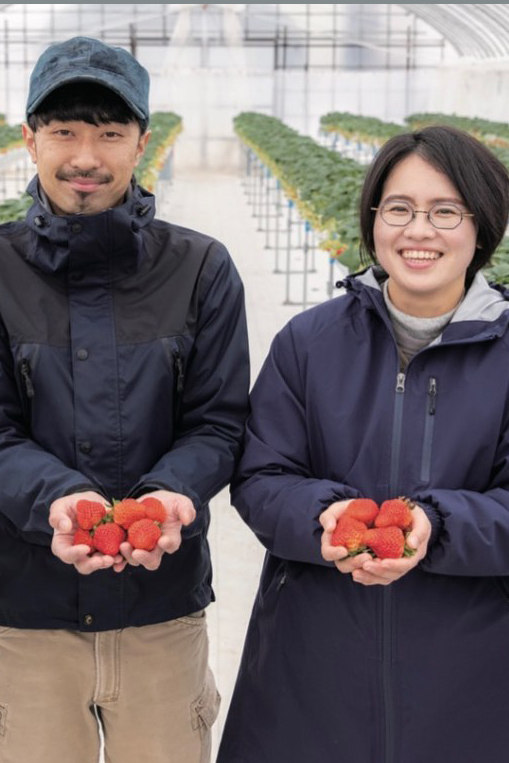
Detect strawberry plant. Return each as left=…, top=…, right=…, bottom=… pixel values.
left=320, top=112, right=405, bottom=145
left=0, top=122, right=23, bottom=153
left=406, top=113, right=509, bottom=146
left=135, top=111, right=182, bottom=190
left=234, top=112, right=366, bottom=272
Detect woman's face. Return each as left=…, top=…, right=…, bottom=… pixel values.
left=373, top=153, right=477, bottom=317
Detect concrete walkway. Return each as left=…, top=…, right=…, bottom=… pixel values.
left=156, top=152, right=343, bottom=756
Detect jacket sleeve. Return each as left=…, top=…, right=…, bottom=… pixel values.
left=130, top=244, right=250, bottom=534
left=230, top=322, right=361, bottom=566
left=0, top=325, right=101, bottom=543
left=415, top=450, right=509, bottom=577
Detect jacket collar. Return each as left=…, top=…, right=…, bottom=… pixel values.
left=23, top=175, right=156, bottom=275
left=340, top=265, right=509, bottom=343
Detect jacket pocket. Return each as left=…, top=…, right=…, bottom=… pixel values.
left=0, top=704, right=6, bottom=737
left=172, top=348, right=185, bottom=423
left=160, top=338, right=186, bottom=425
left=16, top=357, right=35, bottom=428
left=420, top=376, right=437, bottom=483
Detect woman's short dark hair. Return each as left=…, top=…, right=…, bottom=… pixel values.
left=27, top=81, right=148, bottom=135
left=359, top=125, right=509, bottom=278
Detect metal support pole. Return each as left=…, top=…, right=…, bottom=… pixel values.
left=327, top=254, right=335, bottom=299
left=302, top=221, right=311, bottom=311
left=274, top=180, right=282, bottom=273
left=283, top=200, right=294, bottom=304
left=264, top=168, right=272, bottom=248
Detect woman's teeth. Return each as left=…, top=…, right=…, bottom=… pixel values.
left=401, top=250, right=441, bottom=260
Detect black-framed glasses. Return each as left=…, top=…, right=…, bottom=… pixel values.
left=371, top=200, right=474, bottom=230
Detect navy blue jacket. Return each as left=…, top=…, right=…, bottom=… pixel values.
left=218, top=267, right=509, bottom=763
left=0, top=177, right=249, bottom=632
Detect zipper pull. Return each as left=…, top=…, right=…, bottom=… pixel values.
left=19, top=359, right=35, bottom=399
left=428, top=377, right=437, bottom=415
left=396, top=372, right=406, bottom=393
left=173, top=350, right=184, bottom=393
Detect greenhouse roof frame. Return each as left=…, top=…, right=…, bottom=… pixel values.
left=399, top=4, right=509, bottom=59
left=0, top=4, right=507, bottom=62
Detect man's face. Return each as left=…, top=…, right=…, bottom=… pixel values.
left=22, top=119, right=150, bottom=215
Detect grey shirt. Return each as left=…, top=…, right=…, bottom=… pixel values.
left=383, top=280, right=461, bottom=369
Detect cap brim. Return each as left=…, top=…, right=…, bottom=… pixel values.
left=26, top=71, right=146, bottom=121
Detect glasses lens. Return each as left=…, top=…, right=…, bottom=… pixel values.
left=429, top=204, right=463, bottom=229
left=380, top=201, right=412, bottom=226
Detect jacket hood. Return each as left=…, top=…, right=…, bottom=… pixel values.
left=23, top=175, right=156, bottom=274
left=339, top=265, right=509, bottom=344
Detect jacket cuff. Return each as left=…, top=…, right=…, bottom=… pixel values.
left=62, top=483, right=108, bottom=499
left=418, top=503, right=444, bottom=546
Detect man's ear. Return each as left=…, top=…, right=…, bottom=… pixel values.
left=134, top=129, right=151, bottom=166
left=22, top=123, right=37, bottom=164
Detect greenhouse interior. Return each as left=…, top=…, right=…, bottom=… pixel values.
left=1, top=3, right=509, bottom=760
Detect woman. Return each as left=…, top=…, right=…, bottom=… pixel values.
left=217, top=126, right=509, bottom=763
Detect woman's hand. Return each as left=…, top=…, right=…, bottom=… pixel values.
left=320, top=499, right=374, bottom=574
left=351, top=505, right=432, bottom=586
left=320, top=500, right=432, bottom=585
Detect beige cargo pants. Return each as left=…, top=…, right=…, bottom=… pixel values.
left=0, top=612, right=220, bottom=763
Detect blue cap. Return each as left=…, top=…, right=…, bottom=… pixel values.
left=26, top=36, right=149, bottom=122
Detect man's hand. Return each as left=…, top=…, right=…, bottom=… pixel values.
left=319, top=499, right=432, bottom=585
left=49, top=490, right=121, bottom=575
left=119, top=490, right=196, bottom=572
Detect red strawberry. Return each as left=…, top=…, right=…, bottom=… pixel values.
left=331, top=516, right=367, bottom=554
left=375, top=498, right=414, bottom=531
left=113, top=498, right=147, bottom=529
left=72, top=528, right=95, bottom=552
left=76, top=499, right=106, bottom=530
left=364, top=527, right=406, bottom=559
left=93, top=522, right=126, bottom=556
left=140, top=496, right=166, bottom=524
left=343, top=498, right=379, bottom=527
left=128, top=518, right=162, bottom=551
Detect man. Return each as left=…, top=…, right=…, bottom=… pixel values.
left=0, top=36, right=249, bottom=763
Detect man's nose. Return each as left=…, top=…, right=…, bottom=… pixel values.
left=69, top=139, right=102, bottom=170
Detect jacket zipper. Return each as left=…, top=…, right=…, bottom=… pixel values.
left=389, top=372, right=406, bottom=489
left=19, top=359, right=35, bottom=399
left=382, top=370, right=406, bottom=763
left=420, top=377, right=437, bottom=483
left=173, top=350, right=185, bottom=420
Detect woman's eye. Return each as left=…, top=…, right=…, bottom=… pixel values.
left=434, top=206, right=458, bottom=217
left=386, top=204, right=409, bottom=214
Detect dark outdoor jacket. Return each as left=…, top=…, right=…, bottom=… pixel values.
left=218, top=267, right=509, bottom=763
left=0, top=177, right=249, bottom=632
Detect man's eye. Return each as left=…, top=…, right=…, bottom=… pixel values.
left=104, top=132, right=121, bottom=138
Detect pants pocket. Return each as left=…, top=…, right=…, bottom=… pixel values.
left=0, top=704, right=7, bottom=737
left=191, top=667, right=221, bottom=763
